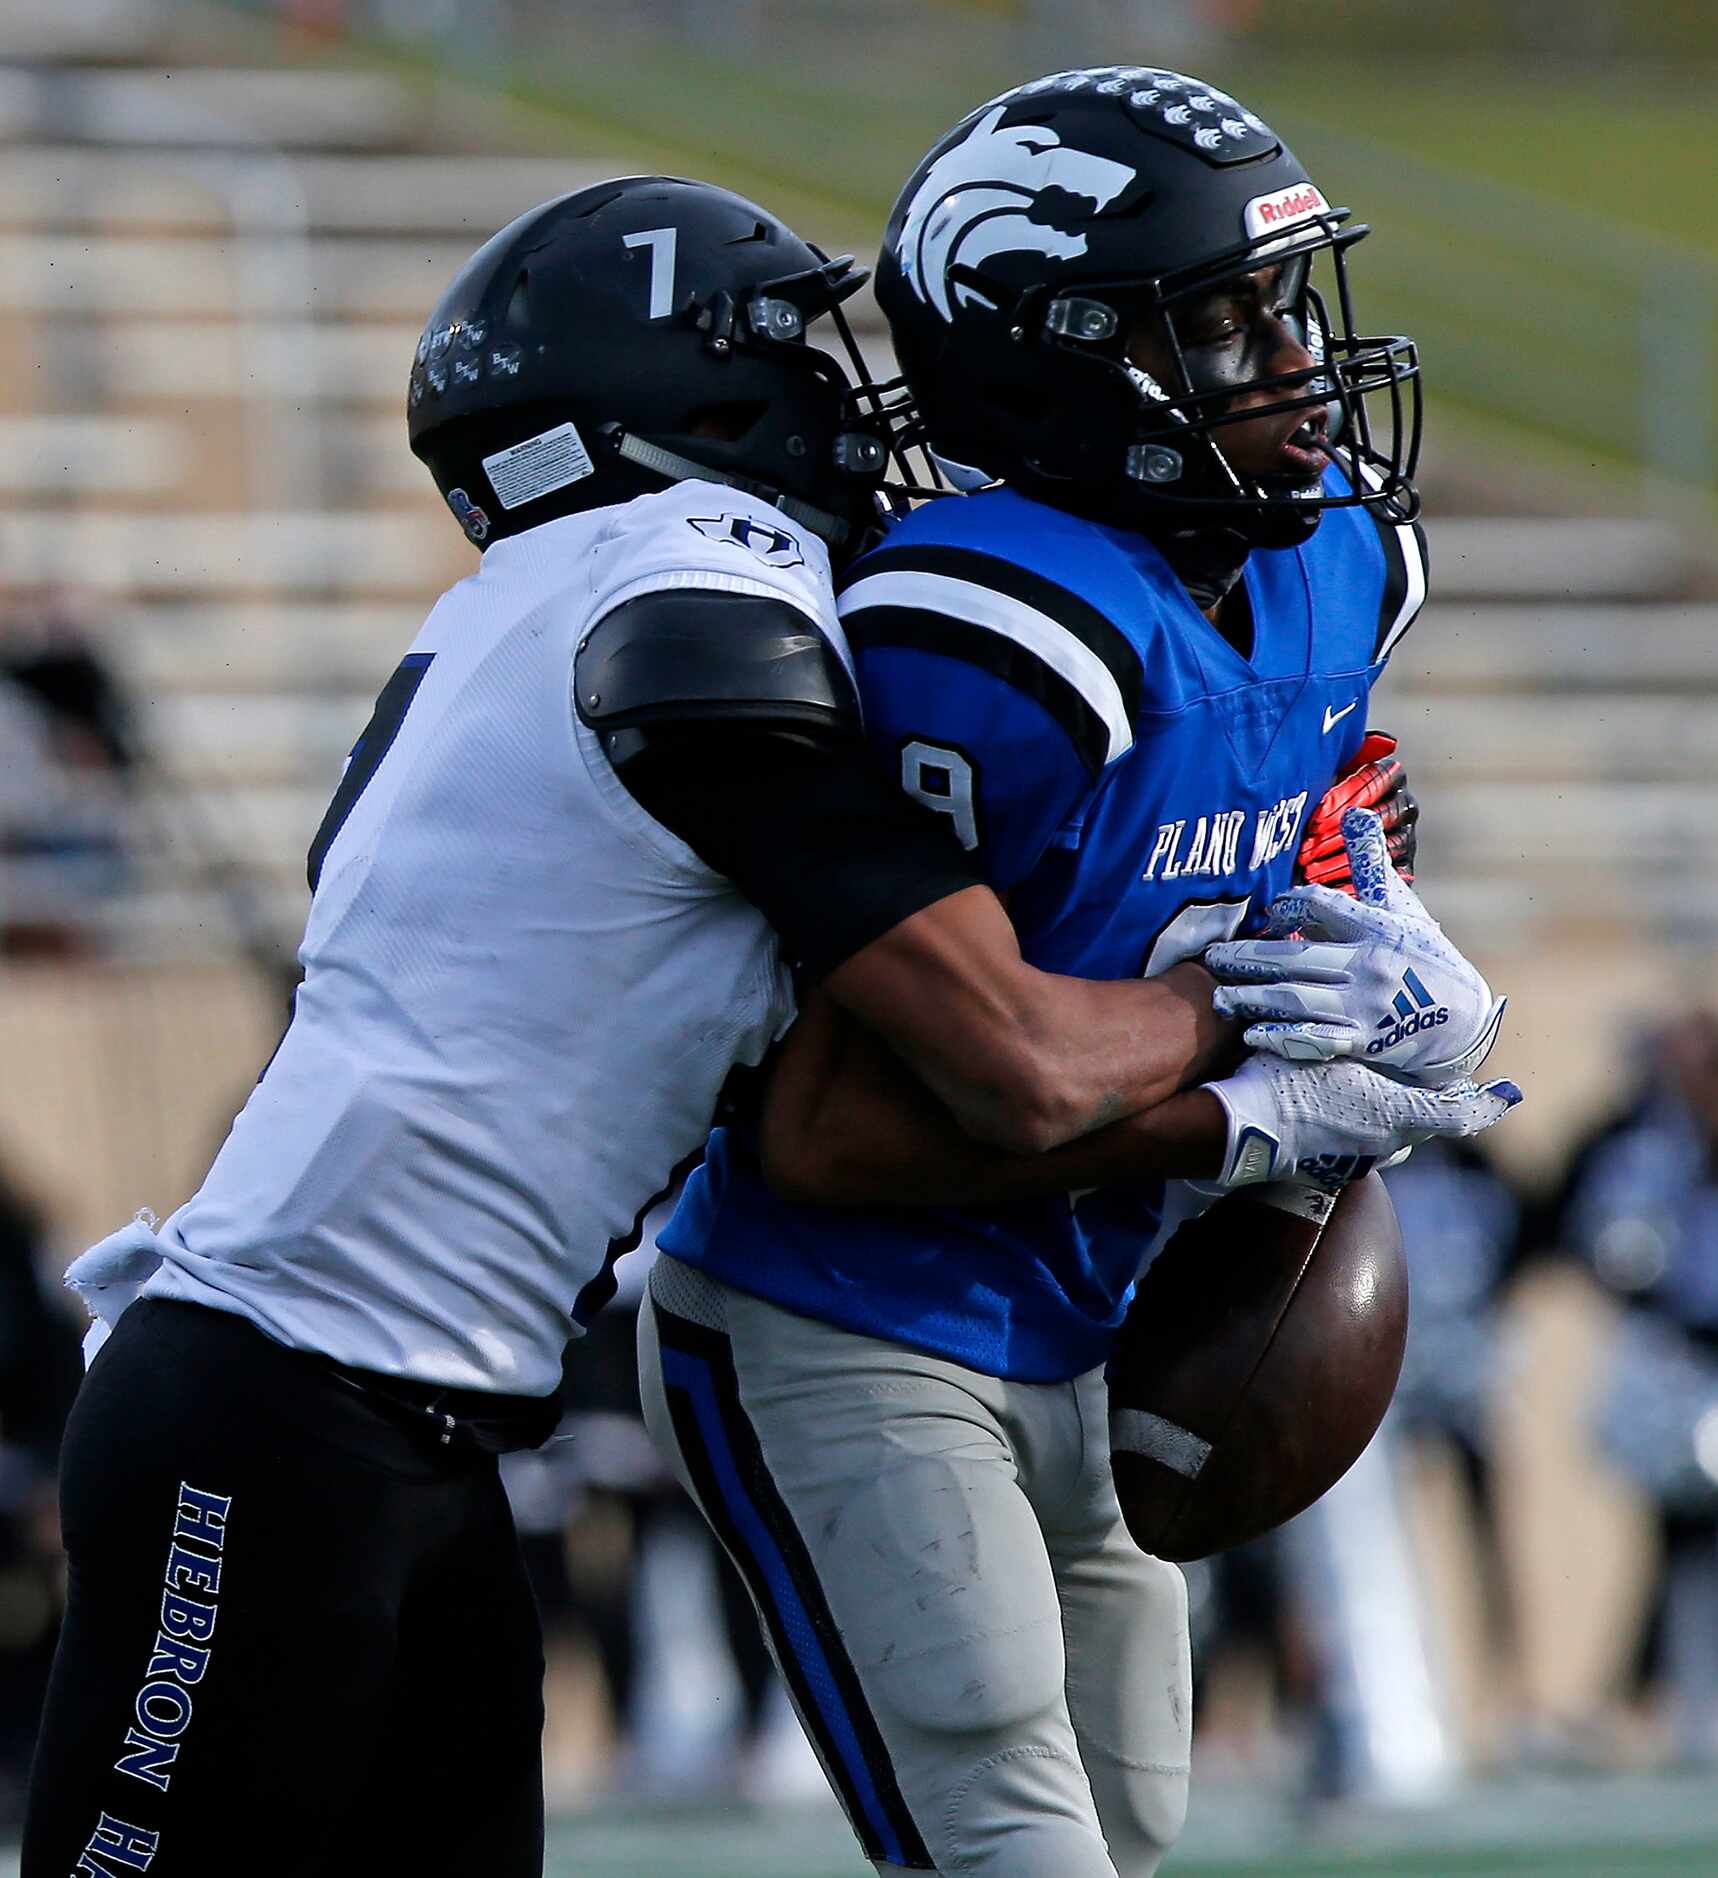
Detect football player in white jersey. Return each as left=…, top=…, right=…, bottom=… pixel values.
left=21, top=176, right=1314, bottom=1876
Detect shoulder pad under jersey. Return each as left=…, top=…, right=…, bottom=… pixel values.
left=576, top=587, right=859, bottom=746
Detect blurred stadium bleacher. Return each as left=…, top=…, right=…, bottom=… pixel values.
left=1, top=2, right=1714, bottom=979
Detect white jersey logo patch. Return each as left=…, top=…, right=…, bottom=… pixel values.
left=897, top=106, right=1136, bottom=322
left=688, top=513, right=806, bottom=569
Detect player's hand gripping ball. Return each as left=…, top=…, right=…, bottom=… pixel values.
left=1108, top=1173, right=1407, bottom=1561
left=1198, top=1048, right=1521, bottom=1193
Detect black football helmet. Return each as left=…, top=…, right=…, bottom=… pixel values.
left=409, top=177, right=890, bottom=554
left=873, top=67, right=1421, bottom=543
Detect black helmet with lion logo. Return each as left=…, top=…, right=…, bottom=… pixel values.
left=874, top=68, right=1421, bottom=545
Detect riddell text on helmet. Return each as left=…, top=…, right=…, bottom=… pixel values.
left=1243, top=182, right=1330, bottom=239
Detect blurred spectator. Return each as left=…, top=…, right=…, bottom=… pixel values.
left=1388, top=1139, right=1529, bottom=1469
left=0, top=587, right=135, bottom=959
left=0, top=1149, right=83, bottom=1825
left=1561, top=1014, right=1718, bottom=1763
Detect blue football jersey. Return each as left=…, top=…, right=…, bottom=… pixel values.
left=661, top=470, right=1428, bottom=1381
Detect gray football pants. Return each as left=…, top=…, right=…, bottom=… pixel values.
left=638, top=1256, right=1191, bottom=1877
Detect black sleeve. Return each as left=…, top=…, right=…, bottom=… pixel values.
left=619, top=726, right=985, bottom=979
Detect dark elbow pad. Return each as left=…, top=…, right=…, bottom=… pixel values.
left=575, top=589, right=858, bottom=749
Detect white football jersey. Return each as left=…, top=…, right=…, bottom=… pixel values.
left=146, top=481, right=844, bottom=1394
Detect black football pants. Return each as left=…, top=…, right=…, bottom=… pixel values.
left=23, top=1300, right=546, bottom=1876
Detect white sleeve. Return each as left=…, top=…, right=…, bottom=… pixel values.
left=588, top=479, right=852, bottom=679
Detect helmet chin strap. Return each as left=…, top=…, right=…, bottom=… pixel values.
left=608, top=427, right=855, bottom=549
left=1136, top=433, right=1319, bottom=607
left=1143, top=519, right=1251, bottom=611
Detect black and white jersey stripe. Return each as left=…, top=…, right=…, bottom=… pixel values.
left=1357, top=461, right=1429, bottom=663
left=837, top=546, right=1145, bottom=776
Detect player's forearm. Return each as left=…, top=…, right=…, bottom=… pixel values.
left=895, top=963, right=1229, bottom=1152
left=761, top=994, right=1228, bottom=1209
left=771, top=1091, right=1227, bottom=1210
left=1020, top=956, right=1239, bottom=1134
left=823, top=886, right=1239, bottom=1152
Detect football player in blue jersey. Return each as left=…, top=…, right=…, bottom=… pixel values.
left=639, top=70, right=1521, bottom=1878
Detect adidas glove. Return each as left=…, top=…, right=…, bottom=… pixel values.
left=1297, top=731, right=1419, bottom=891
left=1205, top=806, right=1506, bottom=1087
left=1198, top=1050, right=1522, bottom=1195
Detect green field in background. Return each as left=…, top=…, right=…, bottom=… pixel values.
left=481, top=40, right=1718, bottom=260
left=531, top=1812, right=1718, bottom=1877
left=1179, top=1848, right=1718, bottom=1877
left=8, top=1824, right=1718, bottom=1878
left=12, top=1769, right=1718, bottom=1873
left=7, top=1829, right=1715, bottom=1877
left=551, top=1842, right=1718, bottom=1876
left=518, top=1767, right=1718, bottom=1876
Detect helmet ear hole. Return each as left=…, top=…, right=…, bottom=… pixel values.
left=505, top=271, right=530, bottom=330
left=686, top=400, right=768, bottom=443
left=985, top=382, right=1046, bottom=424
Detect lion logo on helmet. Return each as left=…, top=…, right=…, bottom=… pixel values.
left=896, top=106, right=1136, bottom=323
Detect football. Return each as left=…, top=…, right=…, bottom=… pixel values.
left=1108, top=1172, right=1407, bottom=1562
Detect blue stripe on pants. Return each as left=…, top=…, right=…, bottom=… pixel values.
left=659, top=1342, right=905, bottom=1866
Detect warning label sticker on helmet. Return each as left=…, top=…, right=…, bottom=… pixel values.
left=482, top=422, right=595, bottom=510
left=1242, top=182, right=1329, bottom=241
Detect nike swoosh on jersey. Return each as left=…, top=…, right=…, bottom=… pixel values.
left=1322, top=699, right=1360, bottom=734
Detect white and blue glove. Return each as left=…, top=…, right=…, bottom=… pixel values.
left=1200, top=1050, right=1523, bottom=1196
left=1204, top=806, right=1507, bottom=1087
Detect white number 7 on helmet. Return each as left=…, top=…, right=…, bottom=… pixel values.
left=623, top=226, right=679, bottom=320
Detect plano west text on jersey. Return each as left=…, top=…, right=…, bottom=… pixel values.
left=1140, top=789, right=1309, bottom=883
